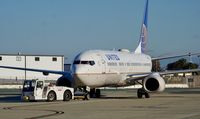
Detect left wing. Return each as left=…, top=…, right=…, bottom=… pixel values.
left=125, top=68, right=200, bottom=92
left=126, top=68, right=200, bottom=83
left=126, top=73, right=150, bottom=82
left=159, top=68, right=200, bottom=76
left=152, top=52, right=200, bottom=60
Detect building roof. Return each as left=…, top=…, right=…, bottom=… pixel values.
left=0, top=53, right=64, bottom=57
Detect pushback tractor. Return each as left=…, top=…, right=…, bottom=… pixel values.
left=22, top=79, right=74, bottom=101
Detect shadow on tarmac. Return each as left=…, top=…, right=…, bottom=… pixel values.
left=100, top=95, right=138, bottom=99
left=165, top=88, right=200, bottom=94
left=0, top=95, right=22, bottom=103
left=0, top=88, right=199, bottom=103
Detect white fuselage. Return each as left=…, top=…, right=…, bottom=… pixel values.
left=72, top=50, right=152, bottom=88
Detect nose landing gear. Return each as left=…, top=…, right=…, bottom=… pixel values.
left=90, top=88, right=101, bottom=98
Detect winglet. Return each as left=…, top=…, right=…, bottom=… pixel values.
left=134, top=0, right=148, bottom=54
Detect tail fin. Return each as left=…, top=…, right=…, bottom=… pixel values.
left=134, top=0, right=148, bottom=54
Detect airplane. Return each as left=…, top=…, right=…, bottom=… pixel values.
left=0, top=0, right=200, bottom=98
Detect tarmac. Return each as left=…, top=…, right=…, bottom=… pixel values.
left=0, top=88, right=200, bottom=119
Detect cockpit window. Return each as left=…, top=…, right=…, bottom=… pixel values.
left=89, top=61, right=95, bottom=66
left=73, top=61, right=80, bottom=64
left=81, top=61, right=89, bottom=64
left=73, top=60, right=95, bottom=66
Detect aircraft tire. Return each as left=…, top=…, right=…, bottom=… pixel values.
left=90, top=88, right=95, bottom=98
left=137, top=89, right=143, bottom=98
left=145, top=92, right=150, bottom=98
left=96, top=89, right=101, bottom=98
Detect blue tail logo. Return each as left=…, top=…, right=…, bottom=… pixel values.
left=135, top=0, right=148, bottom=54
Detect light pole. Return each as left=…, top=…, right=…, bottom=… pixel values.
left=198, top=55, right=200, bottom=68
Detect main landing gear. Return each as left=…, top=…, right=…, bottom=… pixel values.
left=137, top=88, right=150, bottom=99
left=90, top=88, right=101, bottom=98
left=74, top=87, right=101, bottom=99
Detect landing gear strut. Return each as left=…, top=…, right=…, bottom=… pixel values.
left=90, top=88, right=101, bottom=98
left=137, top=88, right=150, bottom=98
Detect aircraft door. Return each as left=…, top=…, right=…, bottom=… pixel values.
left=101, top=58, right=106, bottom=74
left=96, top=54, right=106, bottom=74
left=35, top=81, right=44, bottom=98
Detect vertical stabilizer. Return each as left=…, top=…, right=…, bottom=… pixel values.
left=134, top=0, right=148, bottom=54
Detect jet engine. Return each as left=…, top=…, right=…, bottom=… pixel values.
left=143, top=73, right=165, bottom=92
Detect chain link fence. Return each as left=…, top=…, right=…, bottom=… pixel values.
left=163, top=75, right=200, bottom=88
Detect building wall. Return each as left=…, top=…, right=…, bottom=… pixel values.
left=64, top=64, right=71, bottom=71
left=187, top=76, right=200, bottom=88
left=0, top=55, right=25, bottom=79
left=25, top=56, right=63, bottom=80
left=163, top=75, right=200, bottom=88
left=0, top=54, right=64, bottom=83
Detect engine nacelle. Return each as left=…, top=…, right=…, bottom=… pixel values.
left=143, top=73, right=165, bottom=92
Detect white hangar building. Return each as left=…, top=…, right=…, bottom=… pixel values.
left=0, top=54, right=64, bottom=82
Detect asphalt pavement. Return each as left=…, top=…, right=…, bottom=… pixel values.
left=0, top=88, right=200, bottom=119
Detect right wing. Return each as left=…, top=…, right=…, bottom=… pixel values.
left=0, top=65, right=74, bottom=86
left=0, top=65, right=70, bottom=76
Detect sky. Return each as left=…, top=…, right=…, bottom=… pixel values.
left=0, top=0, right=200, bottom=64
